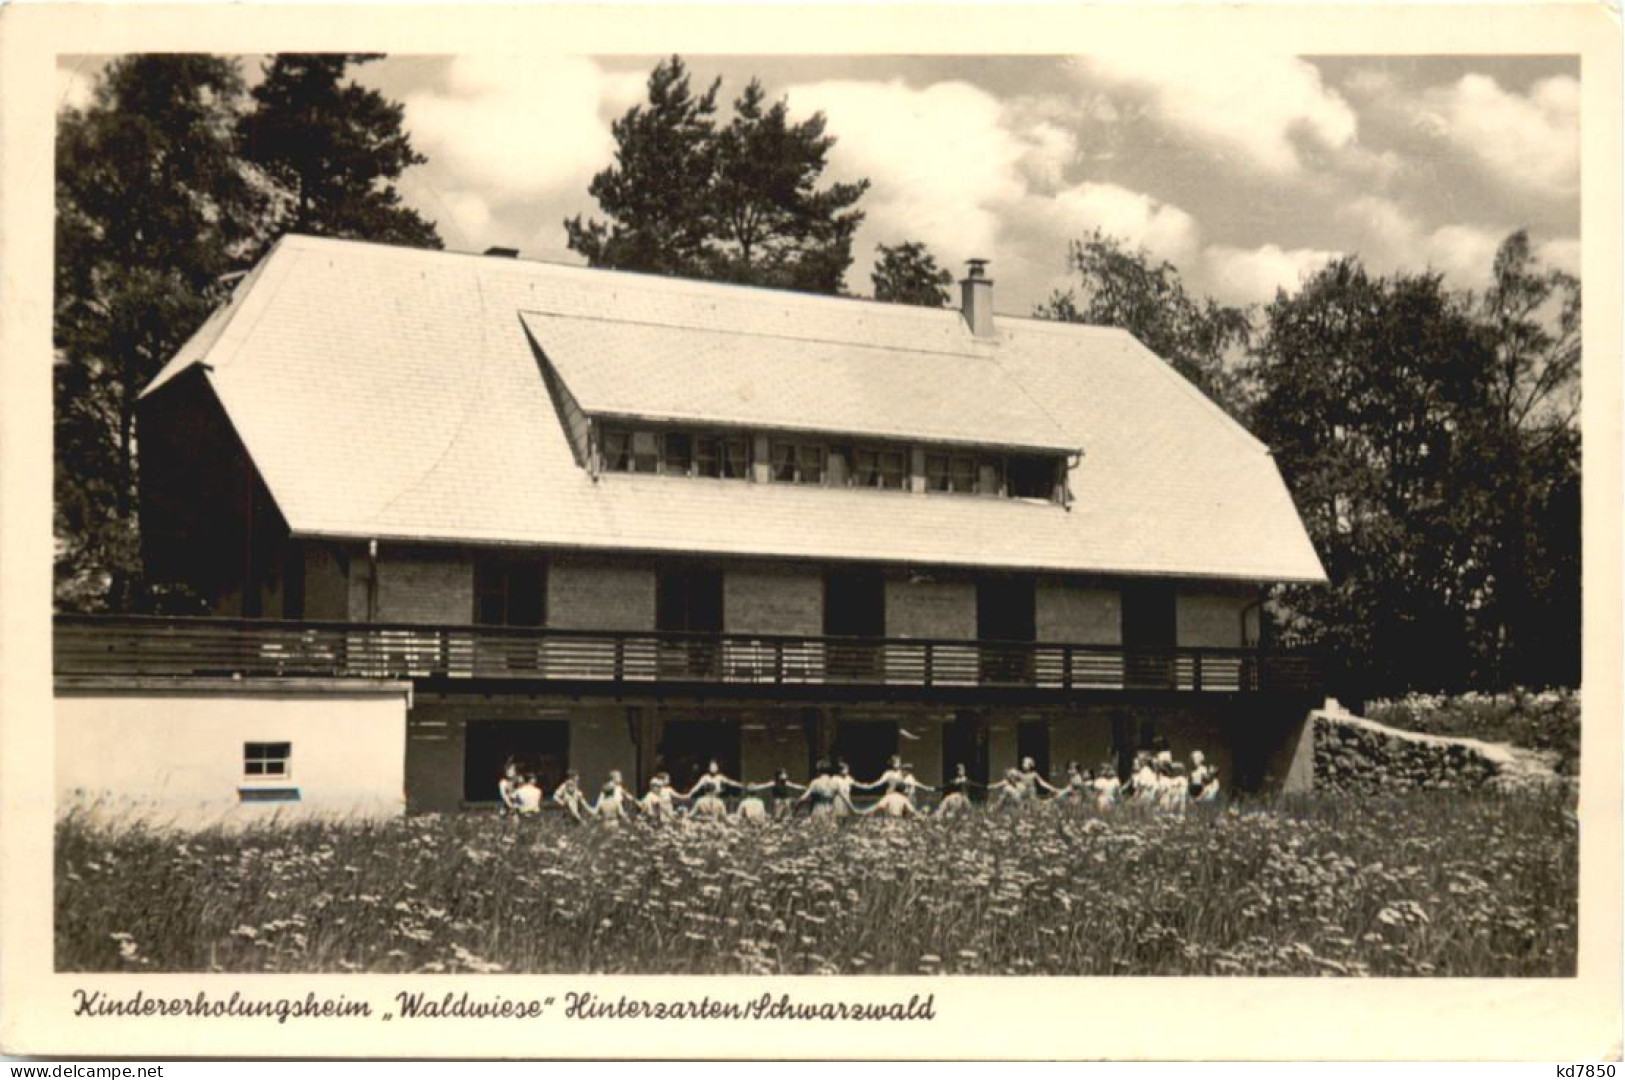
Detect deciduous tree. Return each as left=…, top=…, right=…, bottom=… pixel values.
left=1035, top=230, right=1253, bottom=417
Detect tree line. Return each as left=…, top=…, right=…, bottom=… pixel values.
left=55, top=53, right=1580, bottom=699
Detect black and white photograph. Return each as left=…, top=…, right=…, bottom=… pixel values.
left=3, top=1, right=1620, bottom=1063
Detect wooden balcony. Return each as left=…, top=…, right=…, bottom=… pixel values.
left=54, top=615, right=1323, bottom=699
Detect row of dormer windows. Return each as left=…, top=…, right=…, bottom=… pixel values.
left=596, top=423, right=1065, bottom=503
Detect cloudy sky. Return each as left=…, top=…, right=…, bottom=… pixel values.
left=59, top=53, right=1579, bottom=313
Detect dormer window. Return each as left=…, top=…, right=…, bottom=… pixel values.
left=661, top=432, right=693, bottom=476
left=1007, top=454, right=1059, bottom=500
left=600, top=424, right=749, bottom=479
left=772, top=440, right=826, bottom=485
left=926, top=452, right=1004, bottom=496
left=595, top=419, right=1067, bottom=505
left=696, top=434, right=749, bottom=479
left=850, top=446, right=908, bottom=490
left=600, top=426, right=658, bottom=474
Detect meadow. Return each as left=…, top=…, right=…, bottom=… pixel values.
left=57, top=791, right=1576, bottom=977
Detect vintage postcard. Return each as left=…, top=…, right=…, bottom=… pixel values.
left=1, top=1, right=1620, bottom=1061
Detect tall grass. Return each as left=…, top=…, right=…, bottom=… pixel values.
left=57, top=792, right=1577, bottom=977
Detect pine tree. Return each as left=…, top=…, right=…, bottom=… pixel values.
left=566, top=57, right=869, bottom=294
left=704, top=79, right=869, bottom=294
left=240, top=53, right=441, bottom=249
left=564, top=55, right=720, bottom=277
left=871, top=241, right=953, bottom=307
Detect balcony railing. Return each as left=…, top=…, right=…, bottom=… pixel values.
left=54, top=615, right=1323, bottom=694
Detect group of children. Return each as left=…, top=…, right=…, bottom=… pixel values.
left=496, top=746, right=1219, bottom=823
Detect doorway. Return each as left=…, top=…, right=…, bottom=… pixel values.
left=1121, top=581, right=1177, bottom=688
left=832, top=720, right=899, bottom=783
left=944, top=711, right=990, bottom=788
left=824, top=570, right=885, bottom=680
left=657, top=718, right=740, bottom=791
left=1017, top=719, right=1051, bottom=779
left=977, top=576, right=1036, bottom=684
left=463, top=719, right=569, bottom=803
left=656, top=567, right=724, bottom=679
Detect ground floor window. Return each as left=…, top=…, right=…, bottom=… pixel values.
left=243, top=741, right=291, bottom=779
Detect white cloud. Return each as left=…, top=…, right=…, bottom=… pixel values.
left=1418, top=73, right=1578, bottom=198
left=403, top=57, right=643, bottom=204
left=1043, top=182, right=1201, bottom=266
left=1537, top=237, right=1581, bottom=277
left=434, top=189, right=494, bottom=246
left=1421, top=224, right=1504, bottom=287
left=783, top=77, right=1081, bottom=288
left=1202, top=243, right=1340, bottom=304
left=1336, top=195, right=1509, bottom=289
left=1076, top=52, right=1357, bottom=175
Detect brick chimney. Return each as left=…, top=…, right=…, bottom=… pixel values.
left=960, top=258, right=995, bottom=337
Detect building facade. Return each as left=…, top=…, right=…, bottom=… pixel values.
left=55, top=236, right=1328, bottom=820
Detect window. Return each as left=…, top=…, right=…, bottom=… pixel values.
left=601, top=427, right=631, bottom=472
left=772, top=440, right=826, bottom=485
left=630, top=430, right=659, bottom=473
left=603, top=425, right=748, bottom=479
left=851, top=446, right=907, bottom=490
left=475, top=560, right=546, bottom=626
left=662, top=432, right=693, bottom=477
left=927, top=451, right=1003, bottom=495
left=695, top=434, right=749, bottom=479
left=1007, top=454, right=1057, bottom=500
left=244, top=741, right=291, bottom=779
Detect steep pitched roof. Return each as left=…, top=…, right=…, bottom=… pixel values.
left=145, top=234, right=1326, bottom=583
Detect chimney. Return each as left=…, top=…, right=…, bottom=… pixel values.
left=483, top=246, right=520, bottom=258
left=960, top=258, right=995, bottom=337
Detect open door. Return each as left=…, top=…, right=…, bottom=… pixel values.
left=463, top=719, right=569, bottom=803
left=1121, top=581, right=1177, bottom=688
left=977, top=576, right=1036, bottom=684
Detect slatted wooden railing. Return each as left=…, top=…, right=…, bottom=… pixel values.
left=54, top=615, right=1323, bottom=694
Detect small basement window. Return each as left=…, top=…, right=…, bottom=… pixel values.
left=244, top=741, right=292, bottom=779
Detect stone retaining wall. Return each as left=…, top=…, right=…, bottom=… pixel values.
left=1312, top=707, right=1562, bottom=794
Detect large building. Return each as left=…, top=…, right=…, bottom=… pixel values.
left=55, top=235, right=1327, bottom=822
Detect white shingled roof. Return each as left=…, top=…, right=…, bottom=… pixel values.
left=143, top=234, right=1327, bottom=583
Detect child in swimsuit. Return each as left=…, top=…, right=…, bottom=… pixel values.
left=937, top=764, right=974, bottom=818
left=591, top=769, right=631, bottom=826
left=797, top=760, right=856, bottom=821
left=745, top=769, right=805, bottom=820
left=684, top=759, right=741, bottom=821
left=552, top=770, right=589, bottom=823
